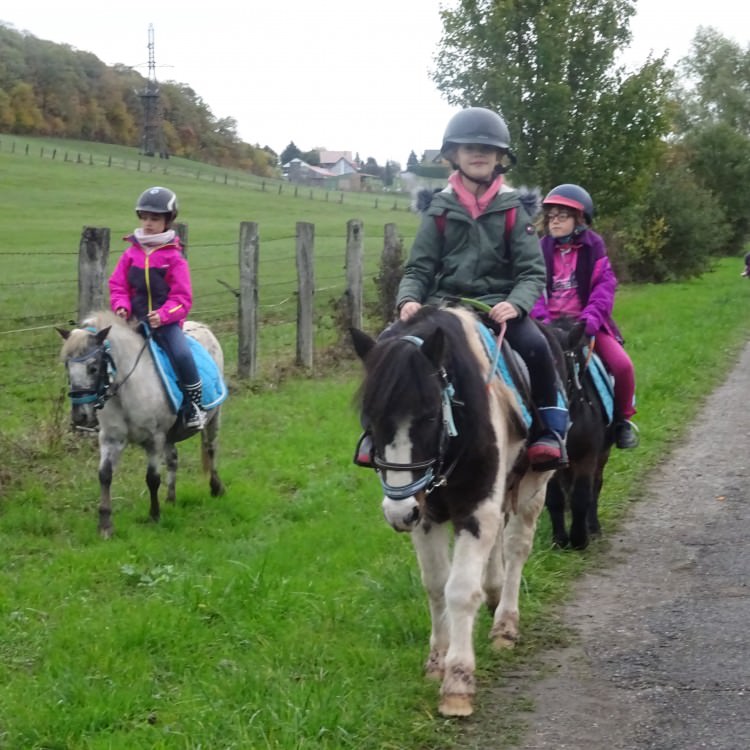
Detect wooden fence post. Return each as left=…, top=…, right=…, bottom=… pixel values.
left=296, top=222, right=315, bottom=369
left=174, top=222, right=188, bottom=256
left=377, top=223, right=404, bottom=325
left=345, top=219, right=364, bottom=330
left=78, top=227, right=110, bottom=320
left=237, top=222, right=259, bottom=379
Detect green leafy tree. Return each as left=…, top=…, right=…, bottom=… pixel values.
left=406, top=150, right=419, bottom=172
left=620, top=158, right=730, bottom=281
left=301, top=149, right=320, bottom=165
left=432, top=0, right=673, bottom=216
left=384, top=161, right=395, bottom=187
left=676, top=27, right=750, bottom=134
left=674, top=29, right=750, bottom=251
left=280, top=141, right=303, bottom=164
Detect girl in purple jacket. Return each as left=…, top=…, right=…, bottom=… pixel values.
left=531, top=184, right=638, bottom=449
left=109, top=186, right=206, bottom=430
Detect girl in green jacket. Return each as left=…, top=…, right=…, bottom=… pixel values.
left=396, top=107, right=568, bottom=469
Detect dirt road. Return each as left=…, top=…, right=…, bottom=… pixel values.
left=460, top=341, right=750, bottom=749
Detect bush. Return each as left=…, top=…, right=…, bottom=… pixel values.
left=612, top=163, right=729, bottom=282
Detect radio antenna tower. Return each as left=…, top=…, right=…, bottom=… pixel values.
left=139, top=24, right=165, bottom=158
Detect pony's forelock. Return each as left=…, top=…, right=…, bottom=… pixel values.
left=60, top=310, right=129, bottom=361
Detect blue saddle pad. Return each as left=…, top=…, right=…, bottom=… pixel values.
left=584, top=348, right=614, bottom=424
left=476, top=322, right=568, bottom=430
left=476, top=322, right=533, bottom=428
left=148, top=335, right=228, bottom=413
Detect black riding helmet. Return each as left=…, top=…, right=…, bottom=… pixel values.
left=441, top=107, right=517, bottom=177
left=135, top=186, right=179, bottom=226
left=543, top=184, right=594, bottom=224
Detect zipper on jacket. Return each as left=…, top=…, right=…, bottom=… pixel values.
left=144, top=255, right=152, bottom=312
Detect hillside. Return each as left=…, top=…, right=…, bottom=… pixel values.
left=0, top=23, right=276, bottom=175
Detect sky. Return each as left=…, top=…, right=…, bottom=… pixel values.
left=1, top=1, right=748, bottom=166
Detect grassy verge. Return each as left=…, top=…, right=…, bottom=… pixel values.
left=1, top=257, right=749, bottom=748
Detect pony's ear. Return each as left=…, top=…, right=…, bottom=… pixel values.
left=95, top=326, right=111, bottom=345
left=350, top=328, right=376, bottom=361
left=55, top=327, right=71, bottom=340
left=421, top=327, right=446, bottom=369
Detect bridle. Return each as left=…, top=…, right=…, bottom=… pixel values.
left=65, top=327, right=149, bottom=410
left=356, top=335, right=462, bottom=500
left=66, top=341, right=116, bottom=410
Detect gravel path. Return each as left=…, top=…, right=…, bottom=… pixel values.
left=460, top=341, right=750, bottom=750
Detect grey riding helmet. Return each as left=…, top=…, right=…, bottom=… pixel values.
left=135, top=186, right=179, bottom=225
left=441, top=107, right=512, bottom=152
left=441, top=107, right=516, bottom=173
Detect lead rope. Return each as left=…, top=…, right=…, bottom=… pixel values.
left=487, top=321, right=507, bottom=388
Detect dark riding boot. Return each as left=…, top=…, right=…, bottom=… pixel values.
left=184, top=381, right=207, bottom=430
left=528, top=406, right=569, bottom=471
left=615, top=419, right=639, bottom=449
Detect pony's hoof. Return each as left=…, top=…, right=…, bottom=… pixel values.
left=439, top=694, right=473, bottom=717
left=99, top=527, right=113, bottom=540
left=210, top=479, right=225, bottom=497
left=490, top=615, right=519, bottom=650
left=570, top=532, right=589, bottom=551
left=491, top=631, right=518, bottom=650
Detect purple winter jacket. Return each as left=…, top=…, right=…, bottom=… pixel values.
left=530, top=228, right=623, bottom=343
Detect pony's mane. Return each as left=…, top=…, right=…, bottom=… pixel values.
left=358, top=306, right=492, bottom=433
left=59, top=309, right=135, bottom=360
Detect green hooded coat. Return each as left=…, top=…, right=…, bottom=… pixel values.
left=397, top=183, right=545, bottom=315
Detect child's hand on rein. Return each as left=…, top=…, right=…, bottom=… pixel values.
left=489, top=301, right=519, bottom=324
left=147, top=311, right=162, bottom=328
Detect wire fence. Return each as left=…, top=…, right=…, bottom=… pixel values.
left=0, top=220, right=408, bottom=393
left=0, top=136, right=421, bottom=213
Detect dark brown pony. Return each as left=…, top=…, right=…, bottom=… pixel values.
left=541, top=317, right=613, bottom=550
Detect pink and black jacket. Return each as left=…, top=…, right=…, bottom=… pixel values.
left=109, top=236, right=192, bottom=327
left=531, top=228, right=623, bottom=343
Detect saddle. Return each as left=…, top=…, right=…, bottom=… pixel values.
left=147, top=334, right=228, bottom=414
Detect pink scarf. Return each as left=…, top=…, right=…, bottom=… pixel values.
left=448, top=171, right=504, bottom=219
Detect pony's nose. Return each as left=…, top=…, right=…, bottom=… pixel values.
left=71, top=407, right=97, bottom=429
left=382, top=496, right=421, bottom=532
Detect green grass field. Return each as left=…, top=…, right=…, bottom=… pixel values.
left=2, top=135, right=750, bottom=748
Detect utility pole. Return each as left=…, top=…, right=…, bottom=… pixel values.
left=138, top=24, right=166, bottom=158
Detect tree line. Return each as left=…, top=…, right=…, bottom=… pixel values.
left=433, top=0, right=750, bottom=282
left=4, top=4, right=750, bottom=283
left=0, top=23, right=277, bottom=176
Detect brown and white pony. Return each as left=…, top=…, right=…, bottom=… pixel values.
left=351, top=305, right=554, bottom=717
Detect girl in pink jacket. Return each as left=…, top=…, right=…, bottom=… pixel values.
left=531, top=184, right=638, bottom=449
left=109, top=186, right=206, bottom=430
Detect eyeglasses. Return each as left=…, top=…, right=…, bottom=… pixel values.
left=545, top=209, right=574, bottom=222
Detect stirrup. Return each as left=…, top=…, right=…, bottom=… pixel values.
left=615, top=419, right=639, bottom=449
left=527, top=431, right=568, bottom=471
